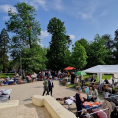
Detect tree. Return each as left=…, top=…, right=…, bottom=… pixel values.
left=113, top=30, right=118, bottom=64
left=46, top=17, right=68, bottom=71
left=77, top=38, right=89, bottom=50
left=22, top=44, right=47, bottom=73
left=102, top=34, right=114, bottom=64
left=5, top=2, right=41, bottom=49
left=66, top=35, right=72, bottom=45
left=87, top=34, right=109, bottom=67
left=5, top=2, right=43, bottom=73
left=65, top=49, right=71, bottom=67
left=0, top=28, right=10, bottom=72
left=71, top=41, right=87, bottom=69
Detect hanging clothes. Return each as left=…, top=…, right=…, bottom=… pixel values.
left=110, top=102, right=116, bottom=111
left=102, top=100, right=112, bottom=118
left=93, top=109, right=107, bottom=118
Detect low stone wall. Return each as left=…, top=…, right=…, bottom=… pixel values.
left=32, top=95, right=76, bottom=118
left=0, top=100, right=19, bottom=109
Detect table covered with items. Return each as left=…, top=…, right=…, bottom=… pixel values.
left=56, top=94, right=118, bottom=118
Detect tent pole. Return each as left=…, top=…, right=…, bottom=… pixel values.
left=97, top=73, right=99, bottom=82
left=82, top=71, right=83, bottom=80
left=100, top=73, right=102, bottom=85
left=82, top=71, right=83, bottom=88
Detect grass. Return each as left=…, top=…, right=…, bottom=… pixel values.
left=83, top=74, right=112, bottom=82
left=0, top=73, right=14, bottom=78
left=66, top=84, right=75, bottom=88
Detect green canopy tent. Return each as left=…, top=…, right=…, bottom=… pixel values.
left=75, top=71, right=87, bottom=76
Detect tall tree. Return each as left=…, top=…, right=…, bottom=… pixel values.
left=0, top=28, right=10, bottom=72
left=87, top=34, right=109, bottom=67
left=5, top=2, right=42, bottom=73
left=77, top=38, right=89, bottom=50
left=5, top=2, right=41, bottom=49
left=102, top=34, right=114, bottom=64
left=71, top=41, right=87, bottom=69
left=113, top=30, right=118, bottom=64
left=47, top=17, right=68, bottom=71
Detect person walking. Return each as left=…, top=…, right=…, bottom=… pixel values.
left=48, top=78, right=54, bottom=96
left=42, top=76, right=49, bottom=96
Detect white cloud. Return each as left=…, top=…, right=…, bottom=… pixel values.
left=22, top=0, right=47, bottom=10
left=2, top=16, right=10, bottom=21
left=40, top=43, right=44, bottom=47
left=37, top=41, right=44, bottom=47
left=40, top=31, right=49, bottom=38
left=53, top=0, right=63, bottom=10
left=78, top=12, right=92, bottom=20
left=0, top=4, right=17, bottom=13
left=69, top=35, right=75, bottom=39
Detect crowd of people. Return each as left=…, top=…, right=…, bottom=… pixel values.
left=0, top=70, right=65, bottom=86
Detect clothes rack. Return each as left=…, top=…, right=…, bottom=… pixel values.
left=84, top=108, right=109, bottom=116
left=77, top=104, right=101, bottom=113
left=105, top=94, right=118, bottom=99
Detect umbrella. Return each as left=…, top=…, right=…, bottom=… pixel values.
left=75, top=71, right=87, bottom=76
left=64, top=66, right=76, bottom=70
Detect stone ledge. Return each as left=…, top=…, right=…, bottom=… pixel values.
left=32, top=95, right=76, bottom=118
left=0, top=100, right=19, bottom=109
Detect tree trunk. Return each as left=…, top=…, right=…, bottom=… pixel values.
left=29, top=32, right=32, bottom=48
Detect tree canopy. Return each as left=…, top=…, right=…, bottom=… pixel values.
left=46, top=17, right=68, bottom=71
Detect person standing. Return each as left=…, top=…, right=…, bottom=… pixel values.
left=42, top=77, right=49, bottom=96
left=48, top=78, right=54, bottom=96
left=75, top=88, right=84, bottom=117
left=112, top=75, right=115, bottom=85
left=71, top=72, right=75, bottom=84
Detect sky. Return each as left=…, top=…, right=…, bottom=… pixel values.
left=0, top=0, right=118, bottom=48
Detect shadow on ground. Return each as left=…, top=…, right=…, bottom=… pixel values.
left=23, top=98, right=32, bottom=101
left=24, top=103, right=52, bottom=118
left=33, top=86, right=43, bottom=88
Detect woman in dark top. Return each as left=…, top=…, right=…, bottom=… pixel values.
left=75, top=87, right=84, bottom=117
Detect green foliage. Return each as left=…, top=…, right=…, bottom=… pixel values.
left=86, top=34, right=110, bottom=68
left=0, top=28, right=10, bottom=72
left=22, top=44, right=47, bottom=73
left=47, top=17, right=68, bottom=71
left=65, top=49, right=71, bottom=67
left=5, top=2, right=41, bottom=49
left=113, top=30, right=118, bottom=64
left=4, top=2, right=44, bottom=73
left=77, top=38, right=89, bottom=50
left=71, top=42, right=87, bottom=69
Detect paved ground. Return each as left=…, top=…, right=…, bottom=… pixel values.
left=0, top=80, right=104, bottom=118
left=0, top=80, right=80, bottom=105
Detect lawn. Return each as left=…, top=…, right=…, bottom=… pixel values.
left=66, top=84, right=75, bottom=88
left=0, top=73, right=14, bottom=78
left=83, top=74, right=112, bottom=82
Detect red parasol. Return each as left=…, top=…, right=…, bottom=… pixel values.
left=64, top=66, right=76, bottom=70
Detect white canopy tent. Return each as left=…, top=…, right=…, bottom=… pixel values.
left=82, top=65, right=118, bottom=84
